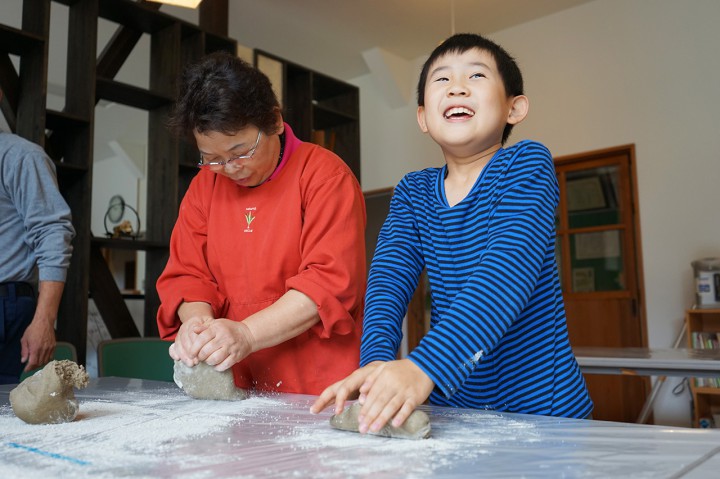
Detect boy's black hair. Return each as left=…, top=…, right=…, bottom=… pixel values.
left=167, top=51, right=281, bottom=139
left=417, top=33, right=524, bottom=144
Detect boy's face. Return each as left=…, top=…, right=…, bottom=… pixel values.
left=417, top=48, right=527, bottom=156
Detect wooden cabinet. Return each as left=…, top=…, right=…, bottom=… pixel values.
left=254, top=50, right=361, bottom=183
left=686, top=308, right=720, bottom=427
left=92, top=1, right=236, bottom=340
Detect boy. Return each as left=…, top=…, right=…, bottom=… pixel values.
left=311, top=33, right=593, bottom=433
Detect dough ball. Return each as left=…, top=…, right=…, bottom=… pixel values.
left=173, top=360, right=248, bottom=401
left=330, top=403, right=431, bottom=439
left=10, top=360, right=89, bottom=425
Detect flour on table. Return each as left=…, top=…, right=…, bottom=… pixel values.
left=1, top=389, right=285, bottom=478
left=278, top=410, right=540, bottom=477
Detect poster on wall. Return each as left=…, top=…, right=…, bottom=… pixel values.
left=572, top=267, right=595, bottom=292
left=566, top=176, right=606, bottom=211
left=574, top=230, right=621, bottom=260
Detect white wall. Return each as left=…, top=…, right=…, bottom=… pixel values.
left=352, top=67, right=438, bottom=190
left=353, top=0, right=720, bottom=426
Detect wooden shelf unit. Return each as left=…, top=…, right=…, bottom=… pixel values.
left=2, top=1, right=361, bottom=365
left=686, top=308, right=720, bottom=427
left=0, top=0, right=236, bottom=363
left=254, top=50, right=361, bottom=183
left=95, top=77, right=174, bottom=110
left=0, top=24, right=44, bottom=55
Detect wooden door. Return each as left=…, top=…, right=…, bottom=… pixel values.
left=555, top=145, right=649, bottom=423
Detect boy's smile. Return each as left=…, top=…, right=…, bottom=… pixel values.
left=444, top=106, right=475, bottom=120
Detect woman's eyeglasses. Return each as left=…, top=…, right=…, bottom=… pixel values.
left=196, top=131, right=262, bottom=168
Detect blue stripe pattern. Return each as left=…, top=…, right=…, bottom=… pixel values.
left=361, top=140, right=593, bottom=418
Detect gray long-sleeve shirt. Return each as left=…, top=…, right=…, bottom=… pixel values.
left=0, top=132, right=75, bottom=285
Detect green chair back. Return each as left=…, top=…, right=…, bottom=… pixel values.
left=19, top=341, right=77, bottom=382
left=97, top=338, right=174, bottom=382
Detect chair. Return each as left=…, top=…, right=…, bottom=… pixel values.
left=97, top=337, right=174, bottom=382
left=19, top=341, right=78, bottom=381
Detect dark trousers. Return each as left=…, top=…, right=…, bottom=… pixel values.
left=0, top=283, right=36, bottom=385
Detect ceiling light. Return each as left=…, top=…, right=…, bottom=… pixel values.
left=146, top=0, right=203, bottom=9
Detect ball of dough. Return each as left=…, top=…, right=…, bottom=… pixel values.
left=10, top=360, right=89, bottom=425
left=330, top=403, right=431, bottom=439
left=173, top=360, right=248, bottom=401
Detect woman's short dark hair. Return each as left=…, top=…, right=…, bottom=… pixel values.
left=168, top=51, right=281, bottom=138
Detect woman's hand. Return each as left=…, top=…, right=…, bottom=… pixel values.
left=170, top=315, right=213, bottom=366
left=171, top=290, right=319, bottom=372
left=192, top=319, right=255, bottom=371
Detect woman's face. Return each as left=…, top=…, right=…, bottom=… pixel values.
left=194, top=126, right=279, bottom=187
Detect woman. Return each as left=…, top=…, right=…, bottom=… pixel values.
left=157, top=52, right=366, bottom=395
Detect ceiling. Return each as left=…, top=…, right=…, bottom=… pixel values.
left=215, top=0, right=595, bottom=80
left=1, top=0, right=595, bottom=132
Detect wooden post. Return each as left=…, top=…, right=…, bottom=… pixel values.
left=199, top=0, right=228, bottom=37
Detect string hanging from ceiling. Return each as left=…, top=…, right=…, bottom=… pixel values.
left=450, top=0, right=456, bottom=34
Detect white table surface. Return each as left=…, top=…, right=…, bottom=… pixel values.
left=1, top=377, right=719, bottom=478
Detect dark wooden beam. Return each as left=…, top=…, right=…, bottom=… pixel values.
left=89, top=243, right=141, bottom=338
left=144, top=22, right=183, bottom=336
left=0, top=53, right=19, bottom=131
left=199, top=0, right=228, bottom=37
left=55, top=0, right=99, bottom=365
left=96, top=0, right=161, bottom=80
left=66, top=0, right=98, bottom=120
left=16, top=0, right=50, bottom=144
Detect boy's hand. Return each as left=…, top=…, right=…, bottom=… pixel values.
left=356, top=359, right=434, bottom=434
left=310, top=361, right=384, bottom=415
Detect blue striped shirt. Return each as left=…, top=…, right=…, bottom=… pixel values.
left=361, top=140, right=593, bottom=418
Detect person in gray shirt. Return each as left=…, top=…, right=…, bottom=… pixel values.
left=0, top=89, right=75, bottom=384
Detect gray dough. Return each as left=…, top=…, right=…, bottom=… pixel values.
left=330, top=402, right=431, bottom=439
left=9, top=360, right=89, bottom=425
left=173, top=360, right=248, bottom=401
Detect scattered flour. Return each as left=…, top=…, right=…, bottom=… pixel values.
left=6, top=386, right=688, bottom=479
left=1, top=389, right=286, bottom=479
left=274, top=411, right=542, bottom=478
left=1, top=385, right=544, bottom=479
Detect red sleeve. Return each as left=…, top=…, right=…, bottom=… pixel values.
left=285, top=153, right=367, bottom=339
left=156, top=172, right=229, bottom=340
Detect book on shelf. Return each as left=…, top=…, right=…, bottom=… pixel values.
left=691, top=331, right=720, bottom=388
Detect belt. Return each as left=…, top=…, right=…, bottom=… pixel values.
left=0, top=282, right=34, bottom=298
